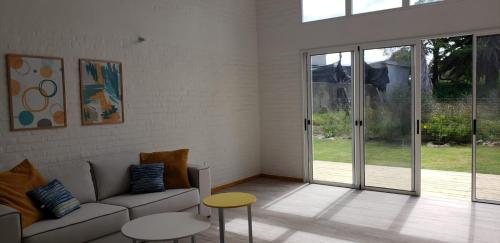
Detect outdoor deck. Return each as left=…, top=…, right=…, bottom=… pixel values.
left=313, top=160, right=500, bottom=201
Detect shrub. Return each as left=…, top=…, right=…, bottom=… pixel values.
left=364, top=100, right=412, bottom=142
left=314, top=99, right=500, bottom=143
left=478, top=119, right=500, bottom=141
left=422, top=113, right=471, bottom=144
left=313, top=111, right=351, bottom=138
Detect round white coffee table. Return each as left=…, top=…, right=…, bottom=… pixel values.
left=121, top=212, right=210, bottom=243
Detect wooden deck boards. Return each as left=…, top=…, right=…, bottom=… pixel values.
left=313, top=160, right=500, bottom=201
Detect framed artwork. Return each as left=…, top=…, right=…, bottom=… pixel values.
left=6, top=54, right=67, bottom=131
left=79, top=59, right=124, bottom=125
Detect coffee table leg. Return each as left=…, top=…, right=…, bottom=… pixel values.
left=191, top=235, right=196, bottom=243
left=218, top=208, right=225, bottom=243
left=173, top=240, right=179, bottom=243
left=247, top=205, right=253, bottom=243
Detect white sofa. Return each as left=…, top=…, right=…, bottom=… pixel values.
left=0, top=152, right=211, bottom=243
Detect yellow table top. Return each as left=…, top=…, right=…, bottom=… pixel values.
left=203, top=192, right=257, bottom=208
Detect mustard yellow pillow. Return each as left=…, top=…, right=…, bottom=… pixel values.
left=0, top=159, right=46, bottom=228
left=140, top=149, right=191, bottom=189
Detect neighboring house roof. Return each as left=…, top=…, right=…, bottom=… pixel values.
left=312, top=61, right=351, bottom=84
left=312, top=60, right=410, bottom=92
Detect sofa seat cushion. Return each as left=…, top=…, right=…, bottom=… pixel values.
left=22, top=203, right=129, bottom=243
left=101, top=188, right=199, bottom=219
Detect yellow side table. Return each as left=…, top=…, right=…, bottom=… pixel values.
left=203, top=192, right=257, bottom=243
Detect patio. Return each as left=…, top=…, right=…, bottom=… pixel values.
left=313, top=160, right=500, bottom=200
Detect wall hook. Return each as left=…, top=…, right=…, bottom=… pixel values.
left=137, top=36, right=146, bottom=43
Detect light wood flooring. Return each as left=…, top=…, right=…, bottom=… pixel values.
left=180, top=177, right=500, bottom=243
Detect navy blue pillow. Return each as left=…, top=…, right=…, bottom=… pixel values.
left=130, top=163, right=165, bottom=194
left=28, top=179, right=80, bottom=218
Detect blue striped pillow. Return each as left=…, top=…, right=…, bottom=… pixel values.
left=28, top=179, right=80, bottom=218
left=130, top=163, right=165, bottom=194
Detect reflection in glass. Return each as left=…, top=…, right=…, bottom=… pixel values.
left=410, top=0, right=442, bottom=5
left=311, top=52, right=353, bottom=184
left=353, top=0, right=402, bottom=14
left=364, top=46, right=412, bottom=191
left=302, top=0, right=346, bottom=22
left=476, top=34, right=500, bottom=202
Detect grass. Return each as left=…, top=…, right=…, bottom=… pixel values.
left=313, top=138, right=500, bottom=174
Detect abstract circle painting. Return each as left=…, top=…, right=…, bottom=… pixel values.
left=6, top=54, right=66, bottom=131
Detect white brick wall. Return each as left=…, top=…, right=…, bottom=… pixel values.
left=0, top=0, right=260, bottom=187
left=3, top=0, right=499, bottom=186
left=257, top=0, right=500, bottom=178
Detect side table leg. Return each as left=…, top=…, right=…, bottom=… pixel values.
left=218, top=208, right=225, bottom=243
left=191, top=235, right=196, bottom=243
left=247, top=205, right=253, bottom=243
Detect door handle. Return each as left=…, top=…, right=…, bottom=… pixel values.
left=304, top=119, right=311, bottom=131
left=473, top=119, right=477, bottom=135
left=417, top=120, right=420, bottom=134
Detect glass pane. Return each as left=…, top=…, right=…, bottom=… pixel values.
left=353, top=0, right=402, bottom=14
left=302, top=0, right=346, bottom=22
left=421, top=36, right=472, bottom=200
left=364, top=46, right=413, bottom=191
left=476, top=34, right=500, bottom=202
left=410, top=0, right=442, bottom=5
left=311, top=52, right=353, bottom=184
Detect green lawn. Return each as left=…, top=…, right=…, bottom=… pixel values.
left=313, top=138, right=500, bottom=174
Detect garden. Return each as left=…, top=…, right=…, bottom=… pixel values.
left=312, top=36, right=500, bottom=174
left=313, top=103, right=500, bottom=174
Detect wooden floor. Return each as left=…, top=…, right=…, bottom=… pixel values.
left=179, top=177, right=500, bottom=243
left=313, top=160, right=500, bottom=200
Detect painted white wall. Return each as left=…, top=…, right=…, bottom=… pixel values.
left=0, top=0, right=260, bottom=187
left=257, top=0, right=500, bottom=178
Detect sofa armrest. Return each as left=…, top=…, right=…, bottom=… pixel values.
left=0, top=204, right=22, bottom=243
left=188, top=163, right=211, bottom=217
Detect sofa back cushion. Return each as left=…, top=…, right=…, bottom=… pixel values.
left=140, top=149, right=191, bottom=189
left=88, top=152, right=139, bottom=200
left=37, top=162, right=96, bottom=204
left=0, top=159, right=47, bottom=228
left=130, top=164, right=165, bottom=194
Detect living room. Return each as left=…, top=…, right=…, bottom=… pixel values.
left=1, top=0, right=499, bottom=242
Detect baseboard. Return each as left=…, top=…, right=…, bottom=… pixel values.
left=211, top=174, right=303, bottom=193
left=260, top=173, right=303, bottom=182
left=211, top=174, right=261, bottom=193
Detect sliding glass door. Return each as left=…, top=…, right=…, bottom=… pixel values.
left=307, top=44, right=417, bottom=194
left=306, top=30, right=500, bottom=201
left=361, top=45, right=416, bottom=193
left=309, top=50, right=355, bottom=186
left=473, top=33, right=500, bottom=204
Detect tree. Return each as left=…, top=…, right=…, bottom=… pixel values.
left=423, top=36, right=473, bottom=98
left=386, top=47, right=411, bottom=66
left=477, top=35, right=500, bottom=95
